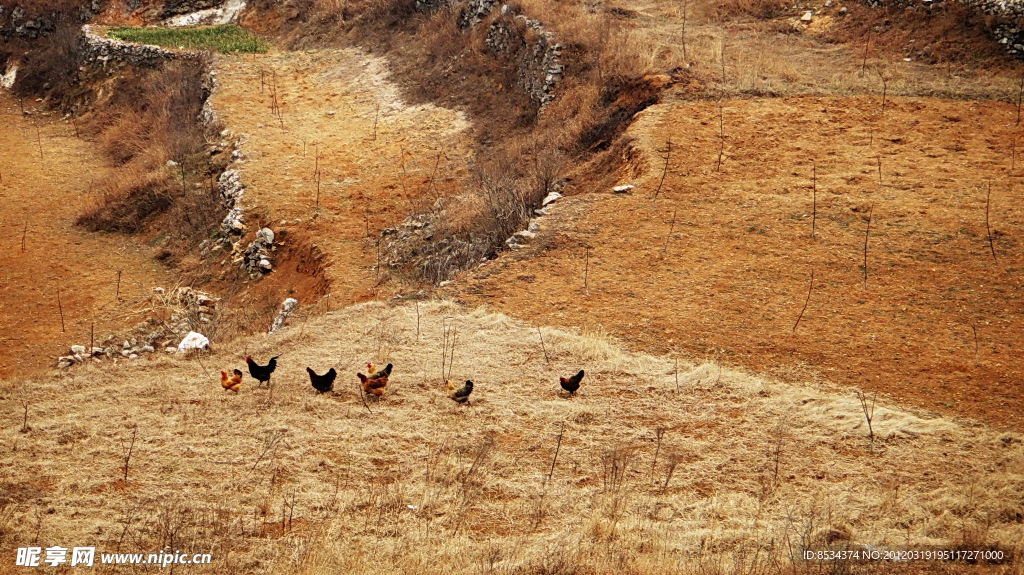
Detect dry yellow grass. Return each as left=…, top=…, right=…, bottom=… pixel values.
left=1, top=301, right=1021, bottom=574
left=620, top=0, right=1024, bottom=102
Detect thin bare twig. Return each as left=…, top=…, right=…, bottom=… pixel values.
left=651, top=140, right=672, bottom=201
left=863, top=203, right=874, bottom=288
left=986, top=183, right=998, bottom=263
left=546, top=422, right=565, bottom=486
left=792, top=269, right=814, bottom=333
left=811, top=161, right=817, bottom=238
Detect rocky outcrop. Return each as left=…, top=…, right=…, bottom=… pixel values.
left=235, top=227, right=276, bottom=275
left=483, top=11, right=563, bottom=107
left=859, top=0, right=1024, bottom=58
left=268, top=298, right=298, bottom=333
left=0, top=2, right=99, bottom=42
left=56, top=286, right=219, bottom=368
left=418, top=0, right=565, bottom=108
left=163, top=0, right=247, bottom=26
left=458, top=0, right=497, bottom=28
left=156, top=0, right=229, bottom=19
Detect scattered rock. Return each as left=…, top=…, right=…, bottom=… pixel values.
left=800, top=10, right=813, bottom=22
left=239, top=227, right=276, bottom=275
left=177, top=332, right=210, bottom=352
left=268, top=298, right=298, bottom=333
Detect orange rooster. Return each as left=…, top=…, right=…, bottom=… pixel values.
left=357, top=363, right=392, bottom=397
left=220, top=369, right=243, bottom=393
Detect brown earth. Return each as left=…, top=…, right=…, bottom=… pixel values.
left=209, top=48, right=473, bottom=305
left=446, top=94, right=1024, bottom=432
left=0, top=96, right=174, bottom=378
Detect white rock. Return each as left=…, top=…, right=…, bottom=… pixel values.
left=177, top=332, right=210, bottom=352
left=0, top=63, right=17, bottom=90
left=801, top=10, right=813, bottom=22
left=613, top=185, right=635, bottom=193
left=542, top=191, right=562, bottom=206
left=167, top=160, right=180, bottom=168
left=71, top=345, right=87, bottom=355
left=256, top=227, right=274, bottom=245
left=259, top=258, right=273, bottom=270
left=129, top=354, right=139, bottom=360
left=57, top=358, right=74, bottom=369
left=165, top=346, right=178, bottom=354
left=153, top=287, right=165, bottom=295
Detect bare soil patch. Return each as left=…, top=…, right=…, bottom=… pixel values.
left=210, top=48, right=473, bottom=303
left=447, top=94, right=1024, bottom=432
left=0, top=95, right=174, bottom=378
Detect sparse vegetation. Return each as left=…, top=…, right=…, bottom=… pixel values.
left=260, top=0, right=667, bottom=282
left=106, top=24, right=269, bottom=53
left=0, top=302, right=1021, bottom=574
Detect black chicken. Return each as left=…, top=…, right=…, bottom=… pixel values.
left=307, top=367, right=337, bottom=393
left=559, top=370, right=585, bottom=396
left=246, top=355, right=279, bottom=388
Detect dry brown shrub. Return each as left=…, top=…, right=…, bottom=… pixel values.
left=9, top=20, right=82, bottom=106
left=76, top=169, right=175, bottom=233
left=825, top=2, right=1014, bottom=67
left=711, top=0, right=793, bottom=20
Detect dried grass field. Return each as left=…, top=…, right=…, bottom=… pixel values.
left=1, top=301, right=1022, bottom=574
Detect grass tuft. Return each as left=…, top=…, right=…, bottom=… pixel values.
left=106, top=25, right=270, bottom=54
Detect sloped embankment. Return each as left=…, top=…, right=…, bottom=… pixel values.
left=0, top=300, right=1020, bottom=573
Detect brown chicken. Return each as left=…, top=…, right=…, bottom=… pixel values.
left=559, top=370, right=585, bottom=396
left=220, top=369, right=243, bottom=393
left=447, top=380, right=474, bottom=405
left=357, top=362, right=392, bottom=397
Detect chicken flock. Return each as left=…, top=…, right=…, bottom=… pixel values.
left=224, top=355, right=585, bottom=404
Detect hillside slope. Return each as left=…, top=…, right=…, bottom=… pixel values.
left=1, top=301, right=1022, bottom=573
left=0, top=95, right=174, bottom=378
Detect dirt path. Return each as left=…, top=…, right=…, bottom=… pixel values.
left=448, top=95, right=1024, bottom=432
left=0, top=96, right=174, bottom=378
left=210, top=48, right=473, bottom=303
